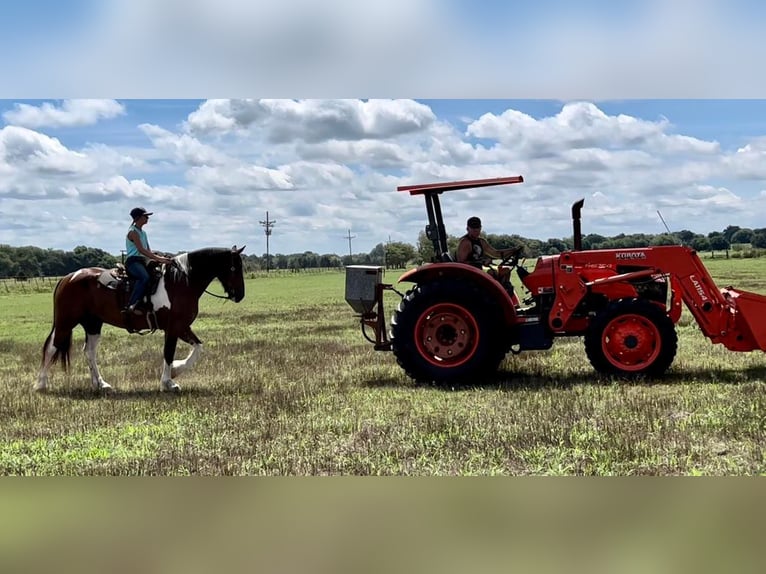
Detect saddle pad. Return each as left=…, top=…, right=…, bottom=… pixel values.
left=97, top=268, right=124, bottom=289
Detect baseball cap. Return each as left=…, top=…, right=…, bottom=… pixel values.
left=130, top=207, right=153, bottom=220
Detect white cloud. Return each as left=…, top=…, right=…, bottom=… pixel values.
left=723, top=139, right=766, bottom=179
left=5, top=98, right=766, bottom=254
left=466, top=102, right=715, bottom=156
left=0, top=126, right=96, bottom=179
left=2, top=99, right=125, bottom=128
left=139, top=123, right=227, bottom=166
left=73, top=175, right=189, bottom=203
left=185, top=99, right=436, bottom=141
left=187, top=164, right=294, bottom=194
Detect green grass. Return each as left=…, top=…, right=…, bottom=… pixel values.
left=0, top=262, right=764, bottom=475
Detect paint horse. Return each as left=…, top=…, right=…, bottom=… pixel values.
left=37, top=246, right=246, bottom=393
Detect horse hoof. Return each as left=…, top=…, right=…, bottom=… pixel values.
left=93, top=381, right=112, bottom=393
left=162, top=381, right=181, bottom=393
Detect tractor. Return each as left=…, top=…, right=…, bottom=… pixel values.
left=345, top=176, right=766, bottom=384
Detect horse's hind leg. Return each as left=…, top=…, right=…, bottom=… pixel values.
left=82, top=318, right=111, bottom=392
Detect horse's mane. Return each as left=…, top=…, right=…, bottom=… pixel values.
left=170, top=248, right=236, bottom=282
left=173, top=253, right=190, bottom=277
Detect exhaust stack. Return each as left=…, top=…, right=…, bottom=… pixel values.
left=572, top=199, right=584, bottom=251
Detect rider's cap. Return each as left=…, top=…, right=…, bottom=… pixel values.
left=130, top=207, right=153, bottom=220
left=467, top=216, right=481, bottom=229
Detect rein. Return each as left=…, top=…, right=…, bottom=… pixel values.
left=198, top=250, right=240, bottom=300
left=204, top=288, right=231, bottom=300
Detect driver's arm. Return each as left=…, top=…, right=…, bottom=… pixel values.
left=481, top=239, right=504, bottom=259
left=483, top=240, right=520, bottom=260
left=456, top=238, right=473, bottom=263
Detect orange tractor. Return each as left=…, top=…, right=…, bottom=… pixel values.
left=345, top=176, right=766, bottom=384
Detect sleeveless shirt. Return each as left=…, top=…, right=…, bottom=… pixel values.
left=461, top=235, right=486, bottom=268
left=126, top=224, right=149, bottom=260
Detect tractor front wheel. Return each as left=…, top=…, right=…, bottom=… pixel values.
left=584, top=298, right=677, bottom=377
left=391, top=280, right=506, bottom=385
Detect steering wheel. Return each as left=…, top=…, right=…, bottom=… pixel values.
left=498, top=247, right=523, bottom=268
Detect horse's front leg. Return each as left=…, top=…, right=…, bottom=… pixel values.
left=160, top=334, right=181, bottom=393
left=170, top=328, right=204, bottom=380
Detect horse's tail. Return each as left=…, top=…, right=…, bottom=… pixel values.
left=41, top=325, right=71, bottom=371
left=41, top=276, right=72, bottom=372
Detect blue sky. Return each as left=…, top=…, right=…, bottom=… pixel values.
left=3, top=2, right=766, bottom=255
left=3, top=98, right=766, bottom=257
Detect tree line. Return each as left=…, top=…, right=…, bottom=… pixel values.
left=1, top=224, right=764, bottom=278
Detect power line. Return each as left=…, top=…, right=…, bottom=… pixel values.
left=259, top=211, right=277, bottom=272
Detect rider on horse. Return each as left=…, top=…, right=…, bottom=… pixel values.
left=124, top=207, right=174, bottom=314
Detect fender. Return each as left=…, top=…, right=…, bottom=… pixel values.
left=398, top=263, right=517, bottom=323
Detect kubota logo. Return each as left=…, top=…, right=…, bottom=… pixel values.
left=690, top=274, right=709, bottom=302
left=616, top=252, right=647, bottom=260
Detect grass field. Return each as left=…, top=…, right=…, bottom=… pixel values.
left=0, top=257, right=764, bottom=475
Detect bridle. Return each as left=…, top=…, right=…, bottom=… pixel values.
left=203, top=250, right=241, bottom=300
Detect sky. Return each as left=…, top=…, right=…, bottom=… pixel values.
left=2, top=1, right=766, bottom=257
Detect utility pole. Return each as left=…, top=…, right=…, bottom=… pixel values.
left=344, top=229, right=356, bottom=263
left=382, top=234, right=391, bottom=271
left=259, top=211, right=276, bottom=272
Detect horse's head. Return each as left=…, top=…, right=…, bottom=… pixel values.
left=217, top=245, right=246, bottom=302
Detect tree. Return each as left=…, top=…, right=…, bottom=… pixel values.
left=582, top=234, right=608, bottom=250
left=708, top=234, right=730, bottom=253
left=385, top=242, right=416, bottom=268
left=650, top=234, right=678, bottom=246
left=722, top=225, right=741, bottom=243
left=730, top=228, right=753, bottom=245
left=369, top=243, right=386, bottom=266
left=676, top=229, right=698, bottom=245
left=417, top=231, right=459, bottom=263
left=0, top=253, right=17, bottom=277
left=544, top=238, right=569, bottom=254
left=416, top=231, right=434, bottom=263
left=691, top=236, right=711, bottom=252
left=752, top=231, right=766, bottom=249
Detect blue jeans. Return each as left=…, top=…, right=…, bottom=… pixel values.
left=126, top=257, right=149, bottom=307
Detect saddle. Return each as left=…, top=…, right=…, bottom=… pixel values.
left=97, top=261, right=164, bottom=311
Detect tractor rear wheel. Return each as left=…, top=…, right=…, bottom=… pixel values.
left=391, top=279, right=506, bottom=385
left=584, top=298, right=677, bottom=377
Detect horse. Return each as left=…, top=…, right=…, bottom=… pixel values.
left=36, top=245, right=246, bottom=393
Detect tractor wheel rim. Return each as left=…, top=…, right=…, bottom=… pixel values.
left=601, top=313, right=661, bottom=371
left=414, top=303, right=479, bottom=367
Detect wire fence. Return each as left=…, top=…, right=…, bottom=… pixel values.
left=0, top=276, right=61, bottom=294
left=0, top=267, right=357, bottom=295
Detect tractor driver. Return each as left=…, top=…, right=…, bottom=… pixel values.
left=456, top=216, right=521, bottom=290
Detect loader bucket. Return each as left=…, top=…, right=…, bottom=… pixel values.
left=723, top=287, right=766, bottom=351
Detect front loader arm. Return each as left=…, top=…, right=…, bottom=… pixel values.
left=548, top=245, right=766, bottom=352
